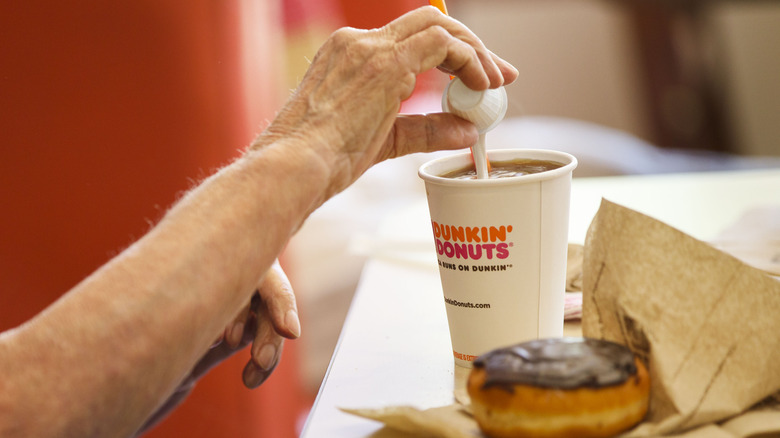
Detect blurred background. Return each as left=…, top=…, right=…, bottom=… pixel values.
left=1, top=0, right=778, bottom=437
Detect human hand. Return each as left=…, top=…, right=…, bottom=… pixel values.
left=224, top=260, right=300, bottom=388
left=253, top=6, right=518, bottom=200
left=136, top=261, right=299, bottom=434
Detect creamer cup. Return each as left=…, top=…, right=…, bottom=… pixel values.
left=418, top=149, right=577, bottom=368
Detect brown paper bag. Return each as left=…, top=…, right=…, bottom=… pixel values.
left=582, top=199, right=780, bottom=436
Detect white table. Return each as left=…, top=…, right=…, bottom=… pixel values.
left=300, top=169, right=780, bottom=438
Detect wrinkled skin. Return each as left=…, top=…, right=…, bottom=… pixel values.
left=254, top=6, right=518, bottom=200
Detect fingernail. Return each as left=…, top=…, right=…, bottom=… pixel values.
left=257, top=344, right=277, bottom=370
left=243, top=361, right=268, bottom=389
left=228, top=321, right=244, bottom=347
left=286, top=310, right=301, bottom=338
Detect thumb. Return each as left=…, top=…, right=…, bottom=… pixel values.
left=383, top=113, right=478, bottom=160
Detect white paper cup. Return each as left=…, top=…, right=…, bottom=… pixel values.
left=418, top=149, right=577, bottom=368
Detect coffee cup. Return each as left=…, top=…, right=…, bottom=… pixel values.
left=418, top=149, right=577, bottom=367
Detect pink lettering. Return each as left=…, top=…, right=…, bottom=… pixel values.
left=483, top=244, right=496, bottom=259
left=453, top=243, right=468, bottom=259
left=496, top=243, right=509, bottom=259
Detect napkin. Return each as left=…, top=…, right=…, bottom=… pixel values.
left=565, top=243, right=584, bottom=320
left=582, top=199, right=780, bottom=436
left=709, top=206, right=780, bottom=277
left=341, top=405, right=479, bottom=438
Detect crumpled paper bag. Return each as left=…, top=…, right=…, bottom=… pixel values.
left=582, top=199, right=780, bottom=437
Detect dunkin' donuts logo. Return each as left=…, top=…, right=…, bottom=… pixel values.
left=431, top=221, right=513, bottom=260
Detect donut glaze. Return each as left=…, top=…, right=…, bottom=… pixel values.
left=474, top=337, right=638, bottom=391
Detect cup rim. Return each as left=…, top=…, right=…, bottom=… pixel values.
left=418, top=149, right=578, bottom=186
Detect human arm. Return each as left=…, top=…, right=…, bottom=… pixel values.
left=0, top=150, right=313, bottom=437
left=135, top=261, right=298, bottom=436
left=0, top=6, right=517, bottom=437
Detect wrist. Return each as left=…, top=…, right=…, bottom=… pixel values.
left=241, top=137, right=334, bottom=225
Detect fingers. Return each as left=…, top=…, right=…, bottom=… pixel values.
left=383, top=6, right=516, bottom=89
left=490, top=50, right=519, bottom=86
left=242, top=261, right=300, bottom=389
left=224, top=297, right=252, bottom=348
left=190, top=262, right=301, bottom=391
left=242, top=342, right=282, bottom=389
left=397, top=26, right=492, bottom=91
left=205, top=290, right=284, bottom=389
left=243, top=293, right=284, bottom=388
left=257, top=260, right=301, bottom=339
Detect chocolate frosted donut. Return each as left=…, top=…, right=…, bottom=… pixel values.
left=468, top=337, right=650, bottom=438
left=476, top=337, right=638, bottom=390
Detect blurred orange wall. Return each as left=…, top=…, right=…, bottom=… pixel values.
left=0, top=1, right=306, bottom=437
